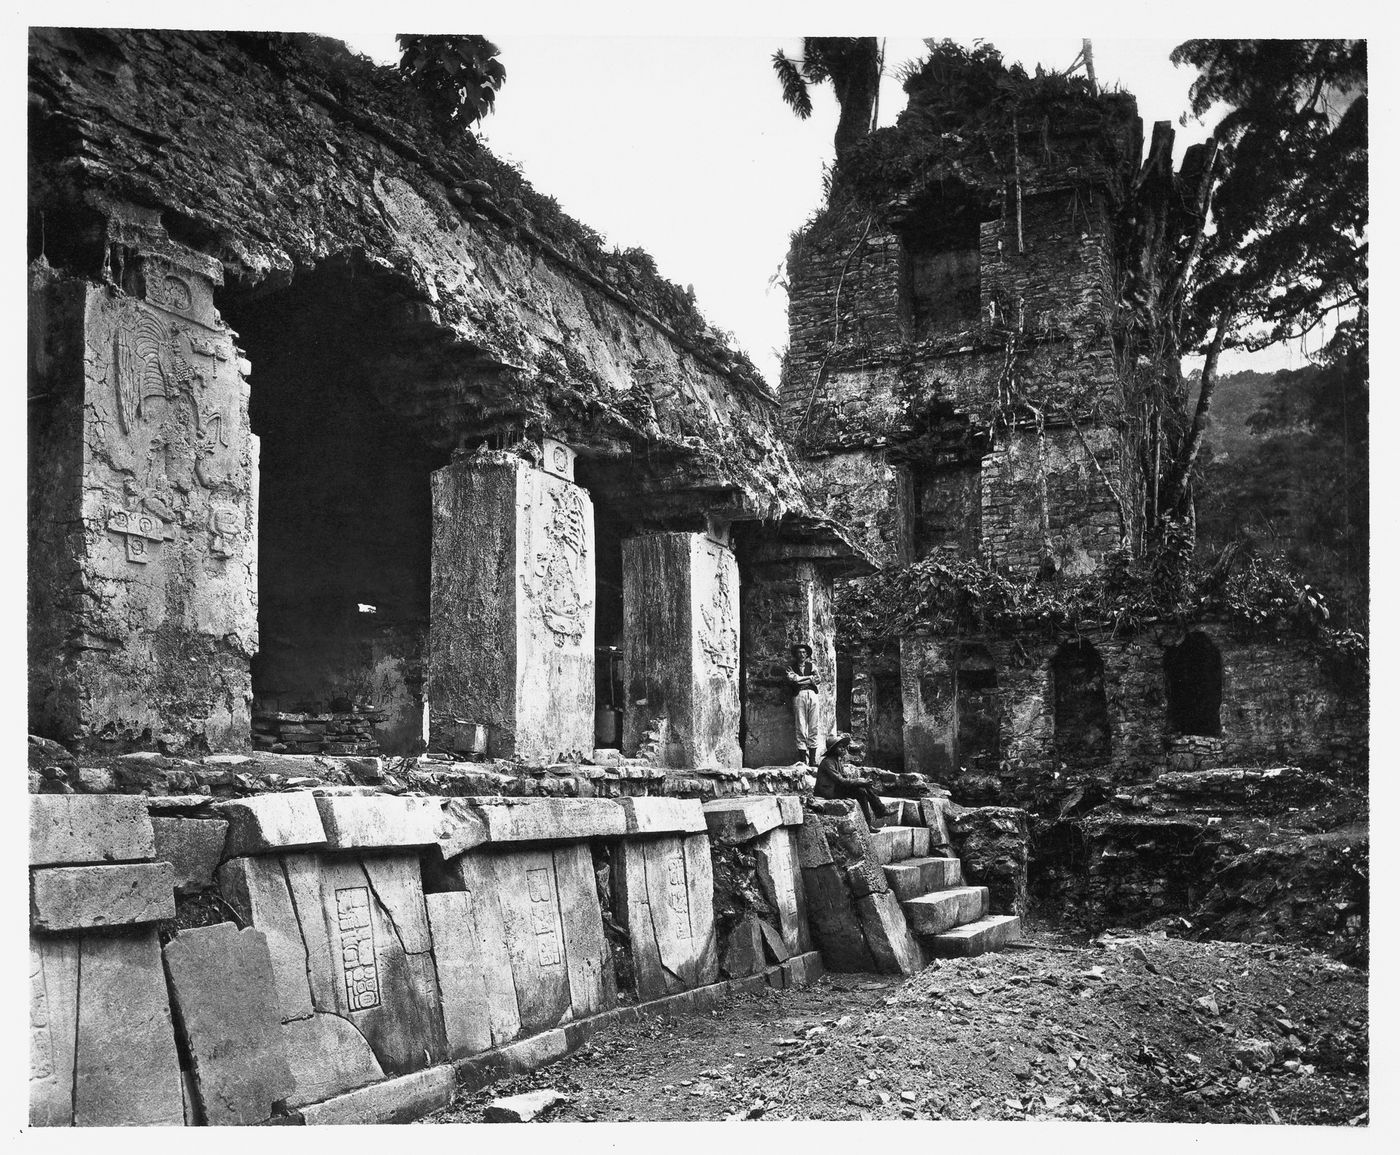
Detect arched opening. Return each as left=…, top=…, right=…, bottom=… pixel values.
left=1164, top=631, right=1224, bottom=737
left=1051, top=639, right=1111, bottom=763
left=222, top=264, right=450, bottom=755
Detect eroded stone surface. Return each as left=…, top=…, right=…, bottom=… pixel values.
left=162, top=922, right=294, bottom=1124
left=314, top=794, right=445, bottom=850
left=617, top=796, right=706, bottom=835
left=702, top=795, right=783, bottom=844
left=754, top=827, right=812, bottom=954
left=152, top=816, right=228, bottom=893
left=30, top=794, right=155, bottom=866
left=281, top=1013, right=384, bottom=1109
left=613, top=833, right=718, bottom=1000
left=214, top=793, right=327, bottom=855
left=31, top=862, right=175, bottom=931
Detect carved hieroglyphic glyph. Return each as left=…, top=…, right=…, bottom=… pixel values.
left=532, top=483, right=589, bottom=647
left=699, top=545, right=739, bottom=675
left=526, top=867, right=563, bottom=967
left=335, top=886, right=381, bottom=1012
left=666, top=851, right=693, bottom=940
left=106, top=505, right=175, bottom=564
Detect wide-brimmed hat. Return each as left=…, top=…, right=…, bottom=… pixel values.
left=824, top=733, right=852, bottom=752
left=791, top=642, right=813, bottom=656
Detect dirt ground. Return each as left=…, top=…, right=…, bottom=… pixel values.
left=423, top=922, right=1368, bottom=1126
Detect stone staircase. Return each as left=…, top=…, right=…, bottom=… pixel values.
left=872, top=799, right=1021, bottom=959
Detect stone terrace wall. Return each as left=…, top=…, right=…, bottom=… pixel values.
left=28, top=789, right=825, bottom=1126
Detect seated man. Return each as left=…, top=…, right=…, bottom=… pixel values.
left=812, top=734, right=890, bottom=827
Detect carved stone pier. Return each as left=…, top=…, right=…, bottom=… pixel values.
left=428, top=452, right=596, bottom=761
left=621, top=530, right=741, bottom=769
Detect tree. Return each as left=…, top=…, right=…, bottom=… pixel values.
left=397, top=34, right=506, bottom=128
left=1148, top=40, right=1367, bottom=525
left=772, top=38, right=882, bottom=163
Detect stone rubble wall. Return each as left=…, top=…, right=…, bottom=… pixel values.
left=28, top=789, right=826, bottom=1126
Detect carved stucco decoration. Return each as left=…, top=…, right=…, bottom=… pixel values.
left=700, top=547, right=738, bottom=676
left=532, top=482, right=590, bottom=647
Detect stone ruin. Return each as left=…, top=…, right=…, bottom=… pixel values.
left=26, top=29, right=1366, bottom=1126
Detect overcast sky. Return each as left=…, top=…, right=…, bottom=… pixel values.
left=339, top=33, right=1319, bottom=384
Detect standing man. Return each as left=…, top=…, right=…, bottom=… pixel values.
left=786, top=642, right=821, bottom=766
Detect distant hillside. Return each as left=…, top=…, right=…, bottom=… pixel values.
left=1194, top=368, right=1318, bottom=460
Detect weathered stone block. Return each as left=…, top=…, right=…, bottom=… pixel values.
left=844, top=858, right=889, bottom=899
left=909, top=826, right=932, bottom=857
left=313, top=793, right=444, bottom=850
left=901, top=886, right=989, bottom=936
left=151, top=817, right=228, bottom=893
left=721, top=915, right=765, bottom=978
left=470, top=797, right=626, bottom=843
left=796, top=813, right=834, bottom=867
left=927, top=913, right=1022, bottom=958
left=919, top=797, right=953, bottom=847
left=445, top=842, right=615, bottom=1038
left=703, top=795, right=782, bottom=843
left=782, top=950, right=825, bottom=988
left=281, top=1013, right=384, bottom=1109
left=426, top=890, right=520, bottom=1057
left=801, top=863, right=877, bottom=973
left=30, top=929, right=184, bottom=1126
left=30, top=794, right=155, bottom=866
left=776, top=794, right=805, bottom=826
left=754, top=827, right=813, bottom=954
left=612, top=833, right=718, bottom=1000
left=484, top=1087, right=569, bottom=1123
left=213, top=794, right=327, bottom=855
left=854, top=889, right=923, bottom=976
left=883, top=855, right=962, bottom=901
left=31, top=862, right=175, bottom=931
left=617, top=796, right=706, bottom=835
left=162, top=922, right=295, bottom=1124
left=298, top=1065, right=456, bottom=1125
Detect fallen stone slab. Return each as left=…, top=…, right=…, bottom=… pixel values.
left=31, top=862, right=175, bottom=930
left=757, top=918, right=790, bottom=963
left=151, top=817, right=228, bottom=893
left=162, top=922, right=294, bottom=1125
left=313, top=793, right=444, bottom=850
left=298, top=1064, right=456, bottom=1125
left=721, top=916, right=765, bottom=978
left=213, top=794, right=327, bottom=855
left=801, top=863, right=878, bottom=973
left=901, top=885, right=989, bottom=936
left=755, top=827, right=812, bottom=953
left=844, top=858, right=889, bottom=899
left=617, top=796, right=706, bottom=835
left=484, top=1088, right=569, bottom=1122
left=426, top=890, right=521, bottom=1058
left=919, top=797, right=953, bottom=847
left=854, top=888, right=924, bottom=976
left=796, top=814, right=834, bottom=868
left=30, top=794, right=155, bottom=866
left=702, top=796, right=783, bottom=843
left=883, top=856, right=962, bottom=902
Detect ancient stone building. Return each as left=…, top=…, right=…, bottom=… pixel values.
left=780, top=61, right=1366, bottom=805
left=27, top=28, right=868, bottom=770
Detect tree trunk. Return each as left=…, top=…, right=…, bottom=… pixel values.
left=832, top=38, right=881, bottom=163
left=1160, top=316, right=1231, bottom=518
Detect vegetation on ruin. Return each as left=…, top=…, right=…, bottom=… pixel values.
left=396, top=34, right=507, bottom=128
left=836, top=544, right=1367, bottom=682
left=772, top=38, right=883, bottom=163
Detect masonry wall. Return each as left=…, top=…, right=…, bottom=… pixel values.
left=895, top=622, right=1367, bottom=806
left=27, top=791, right=823, bottom=1127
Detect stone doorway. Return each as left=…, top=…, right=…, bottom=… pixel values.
left=1164, top=631, right=1224, bottom=738
left=224, top=267, right=449, bottom=755
left=1050, top=639, right=1111, bottom=765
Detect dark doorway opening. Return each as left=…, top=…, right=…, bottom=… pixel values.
left=1164, top=631, right=1224, bottom=737
left=835, top=651, right=854, bottom=734
left=1051, top=639, right=1111, bottom=764
left=590, top=495, right=627, bottom=750
left=223, top=267, right=449, bottom=755
left=955, top=643, right=1000, bottom=772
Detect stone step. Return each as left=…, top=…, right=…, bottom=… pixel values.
left=883, top=856, right=963, bottom=901
left=868, top=826, right=928, bottom=865
left=875, top=798, right=919, bottom=827
left=927, top=914, right=1023, bottom=958
left=900, top=886, right=989, bottom=936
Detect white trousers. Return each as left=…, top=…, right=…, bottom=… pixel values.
left=793, top=689, right=820, bottom=751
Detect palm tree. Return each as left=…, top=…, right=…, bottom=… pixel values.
left=772, top=38, right=882, bottom=162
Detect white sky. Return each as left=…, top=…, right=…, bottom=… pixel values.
left=339, top=32, right=1319, bottom=384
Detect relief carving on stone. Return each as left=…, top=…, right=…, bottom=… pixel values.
left=531, top=483, right=589, bottom=648
left=699, top=550, right=738, bottom=676
left=335, top=886, right=381, bottom=1012
left=527, top=866, right=563, bottom=967
left=666, top=852, right=692, bottom=940
left=106, top=504, right=175, bottom=564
